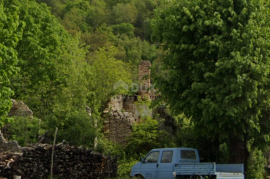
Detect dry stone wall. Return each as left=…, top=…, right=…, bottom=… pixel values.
left=103, top=111, right=135, bottom=145
left=102, top=95, right=153, bottom=144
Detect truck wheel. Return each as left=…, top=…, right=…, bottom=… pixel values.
left=133, top=174, right=144, bottom=179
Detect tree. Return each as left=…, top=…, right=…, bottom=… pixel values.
left=111, top=23, right=135, bottom=37
left=88, top=0, right=108, bottom=28
left=111, top=2, right=137, bottom=24
left=114, top=34, right=157, bottom=80
left=152, top=0, right=270, bottom=171
left=10, top=0, right=72, bottom=118
left=0, top=0, right=24, bottom=126
left=90, top=46, right=132, bottom=107
left=125, top=117, right=171, bottom=155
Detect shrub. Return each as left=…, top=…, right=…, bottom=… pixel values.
left=246, top=148, right=266, bottom=179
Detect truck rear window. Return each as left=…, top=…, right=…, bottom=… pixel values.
left=161, top=151, right=173, bottom=163
left=181, top=150, right=196, bottom=159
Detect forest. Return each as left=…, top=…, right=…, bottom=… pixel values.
left=1, top=0, right=270, bottom=178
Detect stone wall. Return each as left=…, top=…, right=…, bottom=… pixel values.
left=103, top=95, right=124, bottom=112
left=103, top=111, right=135, bottom=145
left=102, top=95, right=154, bottom=145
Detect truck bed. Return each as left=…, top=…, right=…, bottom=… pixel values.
left=174, top=163, right=244, bottom=176
left=174, top=162, right=216, bottom=175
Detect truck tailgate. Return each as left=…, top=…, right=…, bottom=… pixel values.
left=175, top=163, right=216, bottom=175
left=216, top=164, right=244, bottom=173
left=216, top=172, right=244, bottom=179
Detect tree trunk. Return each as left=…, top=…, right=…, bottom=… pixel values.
left=229, top=136, right=249, bottom=173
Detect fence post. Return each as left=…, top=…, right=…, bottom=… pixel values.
left=51, top=127, right=58, bottom=179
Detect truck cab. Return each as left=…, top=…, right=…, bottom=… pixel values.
left=130, top=148, right=244, bottom=179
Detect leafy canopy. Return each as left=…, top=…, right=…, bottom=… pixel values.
left=0, top=0, right=24, bottom=126
left=152, top=0, right=270, bottom=146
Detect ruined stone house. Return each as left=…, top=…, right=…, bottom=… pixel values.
left=102, top=60, right=175, bottom=145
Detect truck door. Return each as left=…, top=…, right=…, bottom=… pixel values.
left=157, top=150, right=174, bottom=179
left=140, top=151, right=160, bottom=179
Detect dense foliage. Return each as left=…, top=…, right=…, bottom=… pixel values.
left=1, top=0, right=270, bottom=176
left=0, top=2, right=163, bottom=176
left=153, top=0, right=270, bottom=172
left=0, top=0, right=24, bottom=126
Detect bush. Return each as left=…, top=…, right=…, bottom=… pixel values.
left=246, top=148, right=266, bottom=179
left=96, top=136, right=125, bottom=157
left=45, top=110, right=97, bottom=147
left=4, top=117, right=41, bottom=146
left=117, top=155, right=138, bottom=177
left=125, top=117, right=173, bottom=156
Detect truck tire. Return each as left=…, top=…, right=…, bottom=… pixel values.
left=133, top=174, right=144, bottom=179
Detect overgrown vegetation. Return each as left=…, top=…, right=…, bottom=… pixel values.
left=1, top=0, right=270, bottom=177
left=152, top=0, right=270, bottom=175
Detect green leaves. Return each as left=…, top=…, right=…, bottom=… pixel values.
left=90, top=46, right=132, bottom=105
left=152, top=0, right=270, bottom=160
left=125, top=117, right=170, bottom=155
left=5, top=117, right=41, bottom=146
left=0, top=0, right=24, bottom=126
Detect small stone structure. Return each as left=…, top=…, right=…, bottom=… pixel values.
left=8, top=100, right=33, bottom=118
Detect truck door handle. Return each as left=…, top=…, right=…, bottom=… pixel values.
left=156, top=164, right=159, bottom=168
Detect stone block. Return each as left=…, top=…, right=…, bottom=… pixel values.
left=114, top=116, right=121, bottom=120
left=113, top=112, right=119, bottom=117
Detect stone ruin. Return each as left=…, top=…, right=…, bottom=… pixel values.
left=102, top=95, right=135, bottom=145
left=102, top=60, right=154, bottom=145
left=103, top=110, right=135, bottom=145
left=102, top=60, right=177, bottom=145
left=8, top=100, right=33, bottom=118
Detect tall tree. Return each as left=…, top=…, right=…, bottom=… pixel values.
left=152, top=0, right=270, bottom=171
left=10, top=0, right=71, bottom=118
left=0, top=0, right=24, bottom=126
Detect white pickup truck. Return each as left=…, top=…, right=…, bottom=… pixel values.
left=130, top=148, right=245, bottom=179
